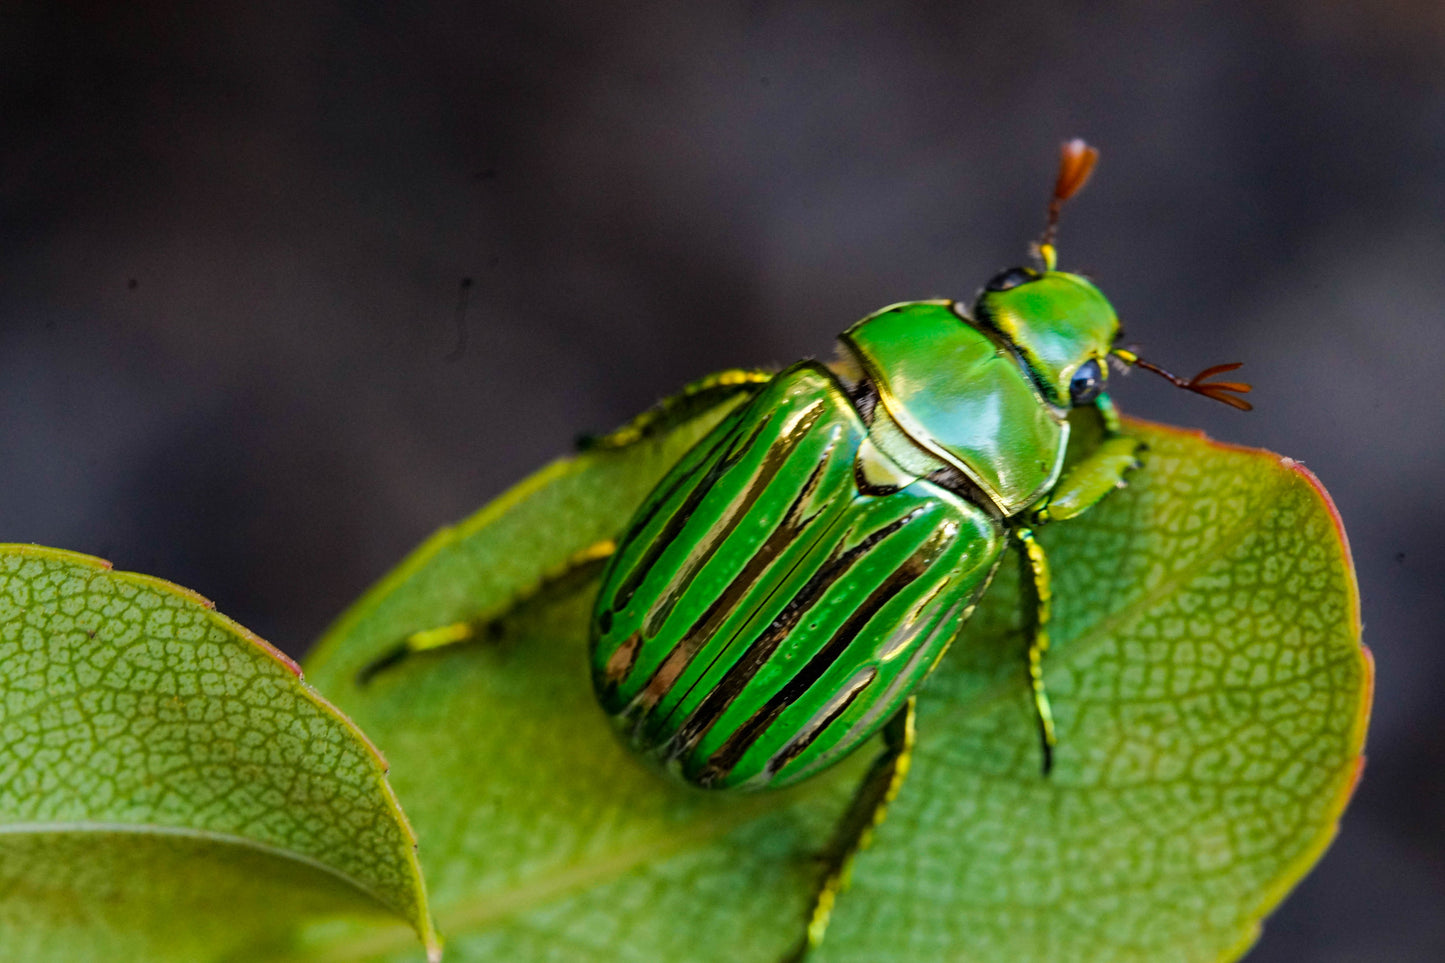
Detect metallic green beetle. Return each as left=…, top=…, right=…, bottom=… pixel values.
left=361, top=140, right=1251, bottom=960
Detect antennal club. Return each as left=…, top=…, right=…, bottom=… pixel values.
left=1114, top=351, right=1254, bottom=411
left=1037, top=138, right=1099, bottom=270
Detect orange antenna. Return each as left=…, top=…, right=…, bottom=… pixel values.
left=1113, top=350, right=1254, bottom=410
left=1036, top=139, right=1099, bottom=270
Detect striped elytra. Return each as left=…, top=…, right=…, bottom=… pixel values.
left=584, top=253, right=1191, bottom=794
left=589, top=350, right=1008, bottom=790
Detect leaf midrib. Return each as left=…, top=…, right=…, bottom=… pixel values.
left=0, top=820, right=397, bottom=913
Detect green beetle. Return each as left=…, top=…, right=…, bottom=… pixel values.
left=361, top=140, right=1251, bottom=960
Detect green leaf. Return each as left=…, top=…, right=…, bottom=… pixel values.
left=303, top=404, right=1370, bottom=963
left=0, top=545, right=440, bottom=962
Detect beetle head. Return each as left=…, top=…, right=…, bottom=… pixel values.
left=973, top=268, right=1118, bottom=408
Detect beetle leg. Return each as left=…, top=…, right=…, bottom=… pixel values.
left=784, top=697, right=916, bottom=963
left=578, top=369, right=774, bottom=452
left=1095, top=392, right=1124, bottom=434
left=1031, top=436, right=1143, bottom=524
left=356, top=539, right=617, bottom=685
left=1015, top=528, right=1057, bottom=775
left=1031, top=398, right=1143, bottom=525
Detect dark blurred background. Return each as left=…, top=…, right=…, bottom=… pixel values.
left=3, top=2, right=1441, bottom=959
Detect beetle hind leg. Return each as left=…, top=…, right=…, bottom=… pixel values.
left=783, top=697, right=917, bottom=963
left=355, top=539, right=617, bottom=685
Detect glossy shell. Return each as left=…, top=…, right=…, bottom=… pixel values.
left=841, top=301, right=1069, bottom=515
left=590, top=360, right=1003, bottom=790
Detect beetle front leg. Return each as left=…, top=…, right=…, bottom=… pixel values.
left=578, top=368, right=775, bottom=452
left=1031, top=397, right=1144, bottom=525
left=356, top=539, right=617, bottom=685
left=784, top=697, right=917, bottom=963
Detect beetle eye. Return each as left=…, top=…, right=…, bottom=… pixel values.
left=984, top=267, right=1038, bottom=292
left=1069, top=358, right=1104, bottom=405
